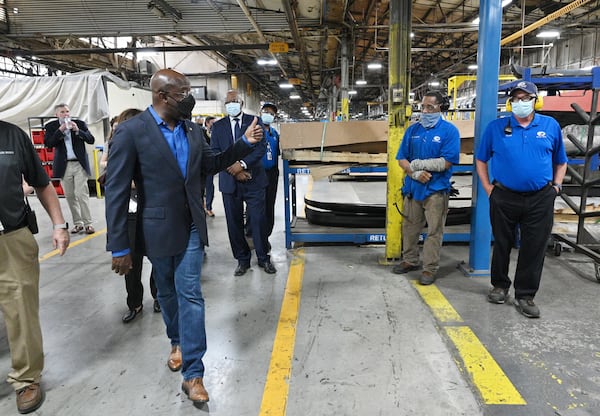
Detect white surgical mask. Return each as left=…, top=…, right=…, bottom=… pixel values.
left=420, top=112, right=441, bottom=129
left=511, top=99, right=534, bottom=118
left=225, top=102, right=241, bottom=117
left=261, top=113, right=274, bottom=125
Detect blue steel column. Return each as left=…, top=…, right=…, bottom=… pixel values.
left=465, top=0, right=503, bottom=276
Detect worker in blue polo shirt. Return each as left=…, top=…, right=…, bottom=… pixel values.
left=260, top=103, right=280, bottom=242
left=476, top=80, right=567, bottom=318
left=392, top=91, right=460, bottom=285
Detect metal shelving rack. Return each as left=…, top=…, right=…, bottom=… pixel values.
left=282, top=159, right=473, bottom=249
left=28, top=116, right=64, bottom=196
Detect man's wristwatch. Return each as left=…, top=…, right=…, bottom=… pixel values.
left=552, top=183, right=562, bottom=192
left=239, top=160, right=248, bottom=169
left=53, top=222, right=69, bottom=230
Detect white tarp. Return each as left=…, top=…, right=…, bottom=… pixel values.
left=0, top=69, right=134, bottom=133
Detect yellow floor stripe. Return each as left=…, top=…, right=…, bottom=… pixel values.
left=259, top=248, right=305, bottom=416
left=412, top=281, right=463, bottom=323
left=39, top=227, right=107, bottom=261
left=445, top=326, right=526, bottom=405
left=413, top=281, right=525, bottom=405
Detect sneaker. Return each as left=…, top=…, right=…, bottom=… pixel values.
left=487, top=287, right=509, bottom=304
left=419, top=271, right=436, bottom=285
left=392, top=261, right=421, bottom=274
left=514, top=298, right=540, bottom=318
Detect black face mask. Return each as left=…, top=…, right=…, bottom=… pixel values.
left=172, top=94, right=196, bottom=120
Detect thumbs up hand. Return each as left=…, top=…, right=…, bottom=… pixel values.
left=244, top=116, right=263, bottom=143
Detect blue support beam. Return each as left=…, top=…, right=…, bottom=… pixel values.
left=466, top=0, right=503, bottom=276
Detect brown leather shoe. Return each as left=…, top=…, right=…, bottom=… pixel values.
left=167, top=345, right=182, bottom=372
left=16, top=383, right=45, bottom=414
left=182, top=377, right=209, bottom=404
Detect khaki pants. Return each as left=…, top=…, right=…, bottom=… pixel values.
left=402, top=192, right=449, bottom=275
left=62, top=160, right=92, bottom=227
left=0, top=227, right=43, bottom=390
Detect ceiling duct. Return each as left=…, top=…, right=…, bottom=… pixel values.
left=147, top=0, right=183, bottom=23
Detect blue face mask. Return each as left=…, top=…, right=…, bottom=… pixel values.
left=261, top=113, right=274, bottom=125
left=225, top=102, right=241, bottom=117
left=420, top=112, right=441, bottom=129
left=511, top=99, right=534, bottom=118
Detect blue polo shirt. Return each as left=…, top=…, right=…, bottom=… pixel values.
left=477, top=113, right=567, bottom=192
left=262, top=126, right=280, bottom=170
left=396, top=118, right=460, bottom=201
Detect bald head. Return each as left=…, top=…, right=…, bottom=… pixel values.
left=150, top=69, right=193, bottom=124
left=151, top=69, right=190, bottom=96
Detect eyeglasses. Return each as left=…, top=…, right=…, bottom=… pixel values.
left=510, top=95, right=535, bottom=103
left=225, top=99, right=241, bottom=104
left=162, top=91, right=189, bottom=100
left=422, top=104, right=440, bottom=112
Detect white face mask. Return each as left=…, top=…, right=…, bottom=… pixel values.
left=261, top=113, right=274, bottom=125
left=225, top=102, right=241, bottom=117
left=511, top=99, right=534, bottom=118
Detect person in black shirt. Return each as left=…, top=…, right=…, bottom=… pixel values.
left=0, top=120, right=70, bottom=414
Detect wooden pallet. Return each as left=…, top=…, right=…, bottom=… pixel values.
left=283, top=149, right=387, bottom=163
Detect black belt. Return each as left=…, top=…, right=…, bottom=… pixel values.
left=494, top=181, right=551, bottom=196
left=67, top=159, right=78, bottom=162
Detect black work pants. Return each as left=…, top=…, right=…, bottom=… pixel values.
left=489, top=184, right=556, bottom=299
left=265, top=167, right=279, bottom=237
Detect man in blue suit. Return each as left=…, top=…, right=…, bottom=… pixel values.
left=211, top=90, right=276, bottom=276
left=105, top=69, right=263, bottom=406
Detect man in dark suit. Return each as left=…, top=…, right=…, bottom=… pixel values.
left=105, top=69, right=263, bottom=406
left=211, top=90, right=276, bottom=276
left=44, top=104, right=96, bottom=234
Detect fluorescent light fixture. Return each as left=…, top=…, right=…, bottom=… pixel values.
left=537, top=30, right=560, bottom=38
left=290, top=94, right=301, bottom=99
left=355, top=79, right=367, bottom=85
left=367, top=62, right=382, bottom=70
left=468, top=64, right=478, bottom=70
left=279, top=82, right=294, bottom=89
left=257, top=58, right=278, bottom=66
left=410, top=33, right=414, bottom=38
left=429, top=81, right=440, bottom=87
left=348, top=90, right=358, bottom=95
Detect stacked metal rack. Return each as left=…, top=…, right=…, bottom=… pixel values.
left=503, top=67, right=600, bottom=281
left=282, top=156, right=473, bottom=249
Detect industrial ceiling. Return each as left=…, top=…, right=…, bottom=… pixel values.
left=1, top=0, right=600, bottom=118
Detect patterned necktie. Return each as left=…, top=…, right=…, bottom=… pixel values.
left=233, top=117, right=241, bottom=141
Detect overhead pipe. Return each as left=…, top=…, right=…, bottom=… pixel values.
left=236, top=0, right=288, bottom=78
left=4, top=44, right=270, bottom=57
left=501, top=0, right=593, bottom=46
left=282, top=0, right=315, bottom=99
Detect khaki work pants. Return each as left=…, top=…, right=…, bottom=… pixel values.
left=402, top=192, right=449, bottom=275
left=0, top=227, right=43, bottom=390
left=62, top=160, right=92, bottom=227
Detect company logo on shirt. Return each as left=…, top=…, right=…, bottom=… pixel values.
left=536, top=131, right=547, bottom=138
left=432, top=135, right=442, bottom=143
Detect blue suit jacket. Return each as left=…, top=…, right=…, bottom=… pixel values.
left=210, top=113, right=267, bottom=193
left=105, top=109, right=253, bottom=257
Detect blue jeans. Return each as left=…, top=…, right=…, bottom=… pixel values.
left=149, top=225, right=206, bottom=380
